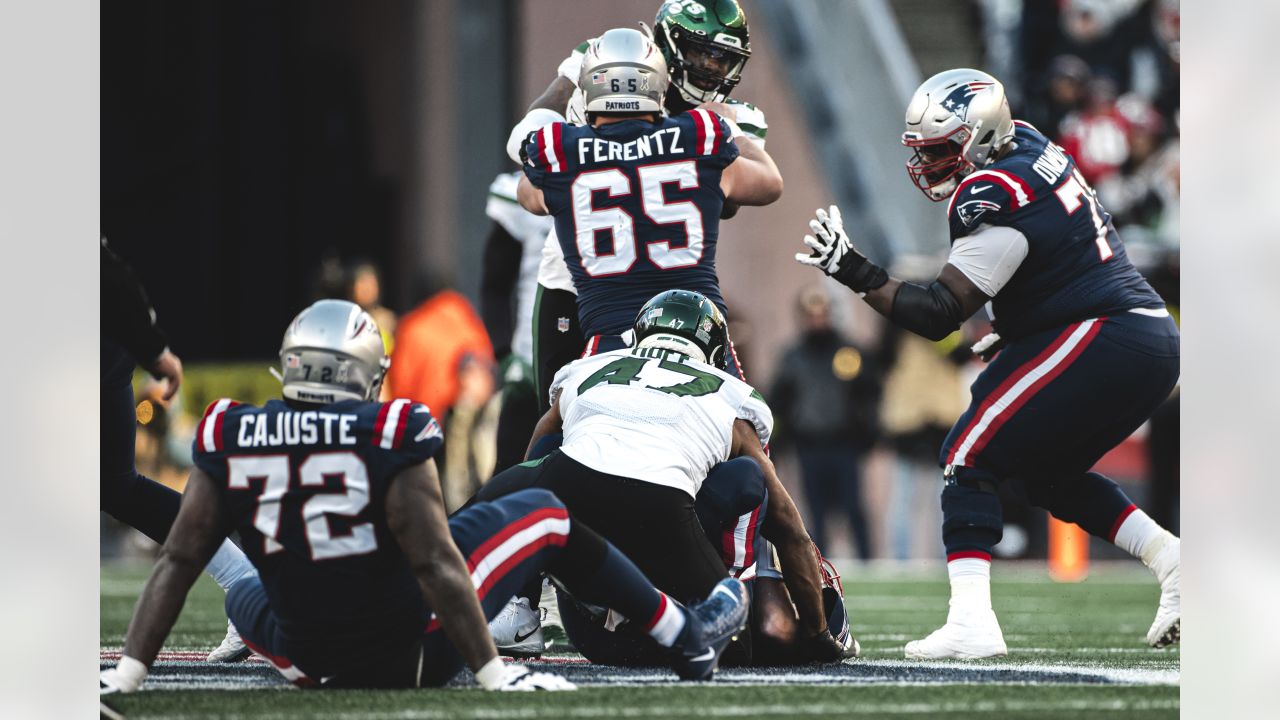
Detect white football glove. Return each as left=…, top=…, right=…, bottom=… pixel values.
left=100, top=656, right=147, bottom=695
left=795, top=205, right=855, bottom=275
left=796, top=205, right=888, bottom=294
left=476, top=658, right=576, bottom=692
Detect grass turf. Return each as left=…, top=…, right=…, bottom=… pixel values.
left=101, top=562, right=1178, bottom=719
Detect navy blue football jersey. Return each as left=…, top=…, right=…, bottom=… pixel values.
left=192, top=397, right=444, bottom=639
left=946, top=121, right=1163, bottom=339
left=523, top=110, right=740, bottom=338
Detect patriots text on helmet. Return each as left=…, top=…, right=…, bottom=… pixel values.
left=576, top=126, right=684, bottom=164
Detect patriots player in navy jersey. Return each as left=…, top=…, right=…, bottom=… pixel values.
left=514, top=28, right=848, bottom=664
left=516, top=27, right=781, bottom=373
left=100, top=300, right=751, bottom=694
left=797, top=69, right=1180, bottom=659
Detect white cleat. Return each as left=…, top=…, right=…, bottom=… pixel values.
left=489, top=596, right=545, bottom=658
left=904, top=606, right=1008, bottom=660
left=1146, top=538, right=1180, bottom=648
left=207, top=620, right=251, bottom=663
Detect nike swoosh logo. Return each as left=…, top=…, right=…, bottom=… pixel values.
left=690, top=648, right=715, bottom=662
left=970, top=185, right=993, bottom=194
left=712, top=585, right=740, bottom=601
left=513, top=627, right=539, bottom=643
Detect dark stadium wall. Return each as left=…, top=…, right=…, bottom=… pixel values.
left=102, top=0, right=514, bottom=362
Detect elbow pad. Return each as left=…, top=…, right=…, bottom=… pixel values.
left=506, top=108, right=566, bottom=164
left=889, top=280, right=964, bottom=341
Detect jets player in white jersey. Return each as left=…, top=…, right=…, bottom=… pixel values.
left=474, top=290, right=853, bottom=667
left=480, top=171, right=555, bottom=471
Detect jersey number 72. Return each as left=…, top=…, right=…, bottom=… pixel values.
left=227, top=451, right=376, bottom=561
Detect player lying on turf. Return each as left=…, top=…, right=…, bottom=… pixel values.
left=796, top=69, right=1180, bottom=659
left=474, top=290, right=856, bottom=667
left=100, top=300, right=750, bottom=694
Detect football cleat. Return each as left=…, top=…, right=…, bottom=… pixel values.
left=1146, top=537, right=1180, bottom=648
left=671, top=577, right=750, bottom=681
left=904, top=606, right=1008, bottom=660
left=207, top=620, right=251, bottom=663
left=489, top=596, right=545, bottom=659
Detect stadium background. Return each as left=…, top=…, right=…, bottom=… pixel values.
left=101, top=0, right=1179, bottom=564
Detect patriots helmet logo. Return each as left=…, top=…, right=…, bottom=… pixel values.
left=941, top=81, right=995, bottom=122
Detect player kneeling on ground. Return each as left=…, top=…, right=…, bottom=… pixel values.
left=101, top=300, right=749, bottom=694
left=476, top=290, right=853, bottom=667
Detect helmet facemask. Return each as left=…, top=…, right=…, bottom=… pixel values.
left=660, top=25, right=749, bottom=104
left=904, top=129, right=974, bottom=201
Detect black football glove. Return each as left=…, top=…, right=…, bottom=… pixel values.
left=799, top=627, right=847, bottom=663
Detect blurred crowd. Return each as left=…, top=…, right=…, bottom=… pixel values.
left=109, top=0, right=1180, bottom=564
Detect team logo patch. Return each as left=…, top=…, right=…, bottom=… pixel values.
left=956, top=199, right=1002, bottom=227
left=415, top=417, right=443, bottom=443
left=941, top=81, right=995, bottom=122
left=557, top=317, right=571, bottom=333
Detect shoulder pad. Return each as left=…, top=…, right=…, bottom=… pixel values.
left=523, top=122, right=569, bottom=175
left=194, top=398, right=245, bottom=455
left=685, top=109, right=732, bottom=157
left=726, top=99, right=768, bottom=140
left=369, top=399, right=442, bottom=452
left=947, top=168, right=1036, bottom=234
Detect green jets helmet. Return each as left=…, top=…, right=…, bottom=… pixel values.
left=653, top=0, right=751, bottom=105
left=633, top=289, right=730, bottom=369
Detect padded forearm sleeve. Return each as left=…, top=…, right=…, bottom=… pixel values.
left=889, top=280, right=965, bottom=342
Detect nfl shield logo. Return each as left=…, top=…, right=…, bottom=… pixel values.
left=557, top=317, right=571, bottom=333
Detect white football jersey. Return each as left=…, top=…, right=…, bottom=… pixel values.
left=550, top=347, right=773, bottom=499
left=486, top=172, right=555, bottom=364
left=535, top=39, right=771, bottom=294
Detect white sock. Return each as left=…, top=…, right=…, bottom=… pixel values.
left=947, top=556, right=992, bottom=613
left=1111, top=507, right=1176, bottom=571
left=645, top=593, right=687, bottom=647
left=205, top=539, right=258, bottom=591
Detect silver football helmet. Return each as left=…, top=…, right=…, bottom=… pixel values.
left=902, top=68, right=1015, bottom=201
left=276, top=299, right=389, bottom=404
left=579, top=28, right=668, bottom=117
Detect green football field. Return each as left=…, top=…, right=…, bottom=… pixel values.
left=101, top=561, right=1179, bottom=719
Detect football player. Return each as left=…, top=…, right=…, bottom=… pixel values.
left=796, top=69, right=1180, bottom=658
left=480, top=170, right=554, bottom=472
left=101, top=238, right=256, bottom=662
left=504, top=0, right=768, bottom=413
left=100, top=300, right=751, bottom=693
left=475, top=289, right=853, bottom=667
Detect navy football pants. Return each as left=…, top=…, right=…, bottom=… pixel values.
left=939, top=311, right=1179, bottom=556
left=226, top=489, right=572, bottom=688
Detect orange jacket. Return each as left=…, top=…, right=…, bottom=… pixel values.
left=386, top=290, right=493, bottom=417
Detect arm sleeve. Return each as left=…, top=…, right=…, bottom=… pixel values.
left=946, top=224, right=1030, bottom=297
left=101, top=240, right=168, bottom=366
left=478, top=222, right=523, bottom=359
